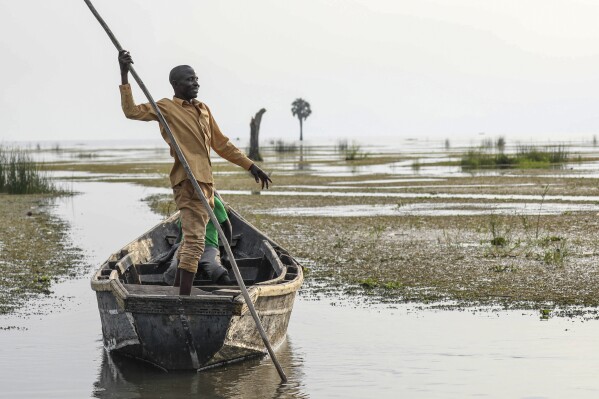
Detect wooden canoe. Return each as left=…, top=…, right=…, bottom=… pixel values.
left=90, top=202, right=303, bottom=371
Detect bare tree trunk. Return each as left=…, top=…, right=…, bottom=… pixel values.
left=299, top=118, right=303, bottom=141
left=249, top=108, right=266, bottom=161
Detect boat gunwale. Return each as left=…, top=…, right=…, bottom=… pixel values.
left=91, top=264, right=304, bottom=301
left=90, top=202, right=304, bottom=315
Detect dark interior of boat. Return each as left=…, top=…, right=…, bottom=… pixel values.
left=96, top=210, right=300, bottom=292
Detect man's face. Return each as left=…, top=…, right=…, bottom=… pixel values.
left=173, top=67, right=199, bottom=100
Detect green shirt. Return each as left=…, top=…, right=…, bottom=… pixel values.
left=205, top=197, right=228, bottom=248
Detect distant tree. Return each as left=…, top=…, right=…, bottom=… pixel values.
left=291, top=98, right=311, bottom=141
left=248, top=108, right=266, bottom=161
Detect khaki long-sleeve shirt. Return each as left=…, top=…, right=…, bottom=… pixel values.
left=119, top=84, right=253, bottom=187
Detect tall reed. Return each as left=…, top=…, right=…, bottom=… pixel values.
left=273, top=140, right=297, bottom=153
left=0, top=146, right=56, bottom=194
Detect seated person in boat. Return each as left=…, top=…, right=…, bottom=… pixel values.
left=118, top=50, right=271, bottom=295
left=165, top=196, right=232, bottom=286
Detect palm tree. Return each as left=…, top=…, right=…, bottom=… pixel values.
left=291, top=98, right=311, bottom=141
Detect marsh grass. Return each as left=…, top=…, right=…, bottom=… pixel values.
left=496, top=137, right=506, bottom=152
left=336, top=139, right=348, bottom=152
left=480, top=138, right=493, bottom=149
left=73, top=152, right=96, bottom=159
left=461, top=145, right=569, bottom=169
left=273, top=140, right=297, bottom=153
left=0, top=146, right=56, bottom=194
left=540, top=236, right=569, bottom=265
left=344, top=143, right=368, bottom=161
left=483, top=208, right=571, bottom=267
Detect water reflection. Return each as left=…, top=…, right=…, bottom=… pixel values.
left=93, top=339, right=308, bottom=399
left=295, top=144, right=309, bottom=171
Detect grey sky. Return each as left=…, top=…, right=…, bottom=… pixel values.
left=2, top=0, right=599, bottom=144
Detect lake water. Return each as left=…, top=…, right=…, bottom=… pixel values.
left=2, top=161, right=599, bottom=397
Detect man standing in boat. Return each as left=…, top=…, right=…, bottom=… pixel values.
left=118, top=50, right=271, bottom=296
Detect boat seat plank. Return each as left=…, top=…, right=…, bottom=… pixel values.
left=139, top=274, right=165, bottom=284
left=124, top=285, right=211, bottom=296
left=211, top=289, right=242, bottom=296
left=122, top=285, right=240, bottom=300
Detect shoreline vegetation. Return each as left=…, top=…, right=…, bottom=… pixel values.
left=5, top=139, right=599, bottom=318
left=0, top=145, right=82, bottom=317
left=0, top=195, right=83, bottom=316
left=461, top=145, right=570, bottom=170
left=0, top=146, right=56, bottom=194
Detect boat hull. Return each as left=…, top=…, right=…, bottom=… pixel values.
left=95, top=284, right=299, bottom=370
left=92, top=209, right=303, bottom=371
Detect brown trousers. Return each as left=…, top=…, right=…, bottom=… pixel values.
left=173, top=179, right=215, bottom=273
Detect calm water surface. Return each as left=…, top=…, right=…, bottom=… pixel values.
left=1, top=182, right=599, bottom=398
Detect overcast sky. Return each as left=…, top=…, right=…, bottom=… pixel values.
left=2, top=0, right=599, bottom=145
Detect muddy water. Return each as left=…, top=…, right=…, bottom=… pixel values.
left=2, top=181, right=599, bottom=398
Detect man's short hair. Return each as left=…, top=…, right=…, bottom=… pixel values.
left=169, top=65, right=193, bottom=85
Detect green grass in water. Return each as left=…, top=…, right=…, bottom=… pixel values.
left=0, top=146, right=56, bottom=194
left=461, top=145, right=569, bottom=169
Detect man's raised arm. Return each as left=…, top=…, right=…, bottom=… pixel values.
left=118, top=50, right=157, bottom=121
left=119, top=50, right=132, bottom=85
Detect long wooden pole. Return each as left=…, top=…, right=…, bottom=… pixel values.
left=83, top=0, right=287, bottom=382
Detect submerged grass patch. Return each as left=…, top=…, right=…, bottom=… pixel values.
left=0, top=195, right=84, bottom=314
